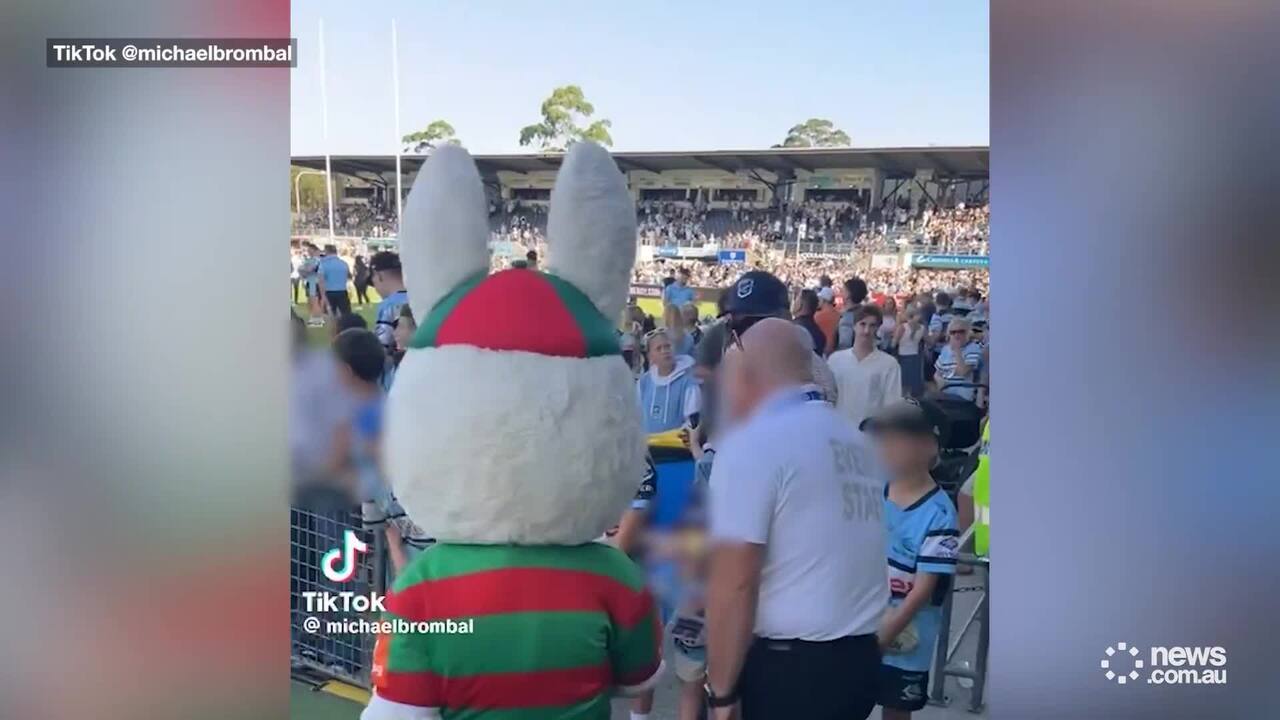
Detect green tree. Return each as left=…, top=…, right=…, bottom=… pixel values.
left=775, top=118, right=851, bottom=148
left=401, top=119, right=459, bottom=153
left=518, top=85, right=613, bottom=151
left=290, top=166, right=327, bottom=211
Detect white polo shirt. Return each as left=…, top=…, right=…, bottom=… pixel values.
left=828, top=347, right=902, bottom=429
left=709, top=385, right=889, bottom=641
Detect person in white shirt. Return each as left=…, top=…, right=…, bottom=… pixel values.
left=704, top=318, right=887, bottom=720
left=828, top=304, right=903, bottom=429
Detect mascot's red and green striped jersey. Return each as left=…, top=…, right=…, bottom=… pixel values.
left=365, top=143, right=662, bottom=719
left=371, top=544, right=661, bottom=719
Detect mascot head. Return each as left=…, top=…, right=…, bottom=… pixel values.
left=385, top=142, right=643, bottom=545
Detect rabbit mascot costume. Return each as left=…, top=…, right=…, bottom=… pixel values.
left=363, top=143, right=663, bottom=720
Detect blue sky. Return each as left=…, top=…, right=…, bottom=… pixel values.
left=291, top=1, right=988, bottom=155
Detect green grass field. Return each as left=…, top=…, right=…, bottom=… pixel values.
left=633, top=297, right=719, bottom=323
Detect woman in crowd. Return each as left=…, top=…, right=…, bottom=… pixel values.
left=879, top=296, right=899, bottom=353
left=681, top=303, right=703, bottom=348
left=895, top=309, right=927, bottom=398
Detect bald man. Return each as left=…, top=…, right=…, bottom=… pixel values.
left=704, top=318, right=888, bottom=720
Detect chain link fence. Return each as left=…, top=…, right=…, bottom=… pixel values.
left=290, top=504, right=385, bottom=687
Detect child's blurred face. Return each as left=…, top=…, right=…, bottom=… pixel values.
left=873, top=430, right=936, bottom=476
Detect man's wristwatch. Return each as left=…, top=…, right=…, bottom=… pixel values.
left=703, top=682, right=738, bottom=708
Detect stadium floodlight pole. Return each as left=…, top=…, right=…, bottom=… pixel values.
left=319, top=18, right=336, bottom=242
left=392, top=19, right=403, bottom=231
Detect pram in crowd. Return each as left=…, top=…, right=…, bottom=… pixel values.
left=927, top=381, right=988, bottom=496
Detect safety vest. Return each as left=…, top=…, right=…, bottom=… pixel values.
left=973, top=422, right=990, bottom=556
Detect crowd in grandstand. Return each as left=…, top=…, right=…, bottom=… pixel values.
left=294, top=194, right=989, bottom=257
left=294, top=201, right=398, bottom=237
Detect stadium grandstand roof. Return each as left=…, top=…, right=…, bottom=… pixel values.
left=292, top=146, right=988, bottom=181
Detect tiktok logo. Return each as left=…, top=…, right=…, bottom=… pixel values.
left=321, top=530, right=369, bottom=583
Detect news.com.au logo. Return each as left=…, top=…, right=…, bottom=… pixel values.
left=321, top=529, right=368, bottom=583
left=1101, top=642, right=1227, bottom=686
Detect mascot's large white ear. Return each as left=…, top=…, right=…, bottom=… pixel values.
left=546, top=142, right=636, bottom=322
left=400, top=144, right=490, bottom=321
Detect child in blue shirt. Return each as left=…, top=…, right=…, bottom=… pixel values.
left=861, top=398, right=960, bottom=718
left=332, top=327, right=428, bottom=575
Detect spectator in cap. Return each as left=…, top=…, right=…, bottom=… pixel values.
left=721, top=271, right=838, bottom=405
left=525, top=249, right=538, bottom=270
left=828, top=304, right=903, bottom=430
left=814, top=287, right=840, bottom=356
left=370, top=251, right=409, bottom=354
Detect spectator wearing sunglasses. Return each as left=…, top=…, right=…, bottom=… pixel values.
left=934, top=317, right=983, bottom=401
left=637, top=329, right=702, bottom=434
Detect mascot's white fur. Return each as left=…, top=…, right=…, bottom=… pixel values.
left=385, top=142, right=644, bottom=545
left=363, top=143, right=663, bottom=720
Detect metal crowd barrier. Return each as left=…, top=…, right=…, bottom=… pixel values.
left=929, top=545, right=989, bottom=713
left=290, top=503, right=387, bottom=687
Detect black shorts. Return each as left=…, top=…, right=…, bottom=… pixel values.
left=326, top=290, right=351, bottom=315
left=739, top=634, right=879, bottom=720
left=878, top=664, right=929, bottom=712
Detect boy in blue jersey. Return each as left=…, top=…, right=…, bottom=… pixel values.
left=861, top=398, right=959, bottom=719
left=369, top=251, right=409, bottom=354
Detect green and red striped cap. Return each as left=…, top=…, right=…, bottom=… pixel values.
left=410, top=268, right=619, bottom=358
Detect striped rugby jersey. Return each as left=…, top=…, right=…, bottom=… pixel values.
left=883, top=485, right=959, bottom=672
left=372, top=542, right=662, bottom=719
